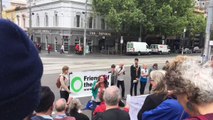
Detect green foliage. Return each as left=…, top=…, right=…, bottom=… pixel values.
left=93, top=0, right=145, bottom=32
left=93, top=0, right=206, bottom=38
left=187, top=12, right=206, bottom=35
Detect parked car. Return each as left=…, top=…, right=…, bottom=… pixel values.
left=183, top=48, right=192, bottom=54
left=193, top=46, right=202, bottom=53
left=150, top=44, right=170, bottom=54
left=126, top=42, right=151, bottom=55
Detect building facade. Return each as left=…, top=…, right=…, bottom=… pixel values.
left=4, top=0, right=29, bottom=31
left=30, top=0, right=116, bottom=53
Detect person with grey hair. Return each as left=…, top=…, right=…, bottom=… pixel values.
left=165, top=56, right=213, bottom=120
left=54, top=98, right=75, bottom=120
left=67, top=99, right=89, bottom=120
left=93, top=86, right=130, bottom=120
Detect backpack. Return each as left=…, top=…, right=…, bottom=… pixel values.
left=56, top=75, right=65, bottom=88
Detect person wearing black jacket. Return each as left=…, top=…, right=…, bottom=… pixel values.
left=137, top=70, right=167, bottom=120
left=130, top=58, right=141, bottom=96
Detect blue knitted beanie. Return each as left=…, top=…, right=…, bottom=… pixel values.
left=0, top=19, right=43, bottom=120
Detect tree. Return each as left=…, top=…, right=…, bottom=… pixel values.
left=93, top=0, right=145, bottom=32
left=153, top=0, right=194, bottom=39
left=187, top=12, right=206, bottom=34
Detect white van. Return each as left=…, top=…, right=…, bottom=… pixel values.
left=150, top=44, right=170, bottom=54
left=126, top=42, right=151, bottom=55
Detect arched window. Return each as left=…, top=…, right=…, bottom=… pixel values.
left=54, top=13, right=58, bottom=26
left=17, top=15, right=20, bottom=26
left=45, top=14, right=49, bottom=26
left=36, top=14, right=40, bottom=26
left=22, top=15, right=26, bottom=28
left=101, top=18, right=105, bottom=30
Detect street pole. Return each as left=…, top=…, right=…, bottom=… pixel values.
left=29, top=0, right=32, bottom=40
left=139, top=25, right=142, bottom=42
left=0, top=0, right=2, bottom=19
left=203, top=0, right=213, bottom=63
left=83, top=0, right=88, bottom=56
left=182, top=28, right=186, bottom=55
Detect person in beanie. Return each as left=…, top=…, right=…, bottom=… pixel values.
left=0, top=19, right=43, bottom=120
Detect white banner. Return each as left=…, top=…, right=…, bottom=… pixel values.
left=69, top=71, right=111, bottom=98
left=127, top=94, right=149, bottom=120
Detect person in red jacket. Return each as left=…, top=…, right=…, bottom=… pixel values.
left=48, top=44, right=51, bottom=54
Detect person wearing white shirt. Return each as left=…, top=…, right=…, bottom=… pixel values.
left=140, top=64, right=149, bottom=95
left=116, top=63, right=126, bottom=99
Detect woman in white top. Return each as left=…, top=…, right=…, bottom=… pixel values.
left=140, top=64, right=149, bottom=95
left=116, top=64, right=126, bottom=99
left=60, top=66, right=71, bottom=101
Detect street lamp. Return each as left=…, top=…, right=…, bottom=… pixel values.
left=83, top=0, right=88, bottom=56
left=203, top=0, right=213, bottom=62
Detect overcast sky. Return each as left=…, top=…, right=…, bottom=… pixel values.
left=3, top=0, right=10, bottom=8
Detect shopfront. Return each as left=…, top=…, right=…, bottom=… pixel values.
left=32, top=28, right=115, bottom=54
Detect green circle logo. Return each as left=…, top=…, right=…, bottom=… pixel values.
left=71, top=77, right=83, bottom=93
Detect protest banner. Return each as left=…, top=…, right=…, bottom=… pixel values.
left=69, top=71, right=111, bottom=98
left=127, top=94, right=149, bottom=120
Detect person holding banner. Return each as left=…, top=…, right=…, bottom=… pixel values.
left=59, top=66, right=71, bottom=102
left=91, top=75, right=109, bottom=115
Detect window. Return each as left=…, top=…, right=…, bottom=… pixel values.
left=76, top=15, right=80, bottom=27
left=89, top=17, right=93, bottom=28
left=45, top=14, right=49, bottom=26
left=54, top=14, right=59, bottom=26
left=36, top=14, right=40, bottom=26
left=17, top=15, right=20, bottom=26
left=22, top=16, right=26, bottom=28
left=93, top=17, right=96, bottom=29
left=101, top=18, right=105, bottom=30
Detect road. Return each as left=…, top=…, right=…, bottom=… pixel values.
left=40, top=53, right=201, bottom=119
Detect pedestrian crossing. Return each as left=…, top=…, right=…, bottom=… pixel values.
left=41, top=56, right=201, bottom=75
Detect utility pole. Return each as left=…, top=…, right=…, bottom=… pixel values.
left=182, top=28, right=186, bottom=55
left=83, top=0, right=88, bottom=56
left=203, top=0, right=213, bottom=63
left=0, top=0, right=2, bottom=19
left=139, top=25, right=142, bottom=42
left=29, top=0, right=32, bottom=40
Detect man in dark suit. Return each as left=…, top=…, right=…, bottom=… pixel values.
left=130, top=58, right=141, bottom=96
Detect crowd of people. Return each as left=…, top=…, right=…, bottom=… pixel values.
left=1, top=19, right=213, bottom=120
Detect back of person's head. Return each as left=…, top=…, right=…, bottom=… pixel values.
left=150, top=70, right=167, bottom=94
left=0, top=19, right=43, bottom=120
left=68, top=98, right=82, bottom=113
left=55, top=98, right=67, bottom=112
left=166, top=56, right=213, bottom=105
left=35, top=86, right=55, bottom=113
left=104, top=86, right=121, bottom=106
